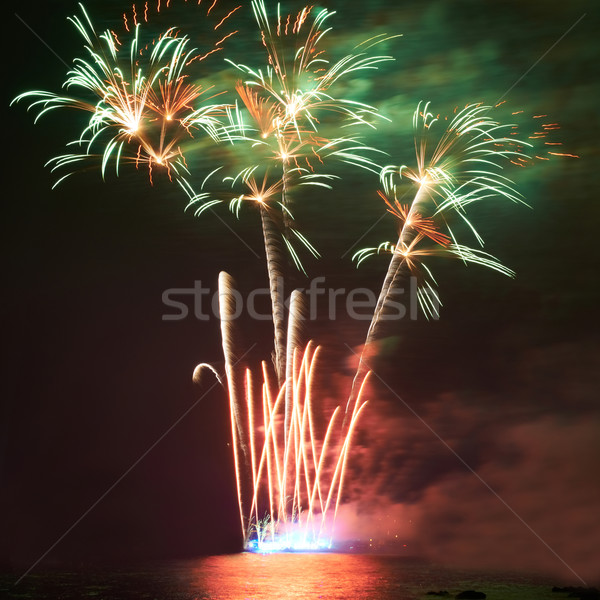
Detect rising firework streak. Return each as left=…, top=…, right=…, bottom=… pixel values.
left=195, top=272, right=370, bottom=551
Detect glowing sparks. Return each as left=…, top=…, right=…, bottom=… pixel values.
left=354, top=101, right=530, bottom=306
left=227, top=0, right=392, bottom=139
left=13, top=0, right=575, bottom=558
left=347, top=101, right=531, bottom=410
left=176, top=1, right=391, bottom=389
left=12, top=5, right=232, bottom=186
left=177, top=0, right=390, bottom=280
left=211, top=273, right=370, bottom=551
left=239, top=173, right=284, bottom=206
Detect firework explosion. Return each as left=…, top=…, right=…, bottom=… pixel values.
left=12, top=2, right=241, bottom=185
left=12, top=0, right=571, bottom=554
left=179, top=0, right=392, bottom=390
left=212, top=274, right=370, bottom=550
left=347, top=101, right=531, bottom=411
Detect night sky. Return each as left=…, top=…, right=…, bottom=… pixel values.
left=2, top=0, right=599, bottom=584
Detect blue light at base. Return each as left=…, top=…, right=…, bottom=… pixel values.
left=245, top=534, right=333, bottom=554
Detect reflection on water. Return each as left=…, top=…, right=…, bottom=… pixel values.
left=2, top=553, right=559, bottom=600
left=192, top=553, right=420, bottom=599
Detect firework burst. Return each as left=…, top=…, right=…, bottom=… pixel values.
left=348, top=101, right=531, bottom=411
left=230, top=0, right=392, bottom=134
left=180, top=0, right=392, bottom=386
left=12, top=4, right=232, bottom=186
left=208, top=273, right=370, bottom=550
left=13, top=0, right=573, bottom=558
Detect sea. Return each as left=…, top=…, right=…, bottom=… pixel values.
left=1, top=553, right=578, bottom=599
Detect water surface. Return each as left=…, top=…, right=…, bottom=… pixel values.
left=2, top=553, right=565, bottom=599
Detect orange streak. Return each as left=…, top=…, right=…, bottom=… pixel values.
left=214, top=5, right=241, bottom=29
left=215, top=30, right=238, bottom=46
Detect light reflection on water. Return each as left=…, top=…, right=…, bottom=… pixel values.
left=192, top=553, right=416, bottom=599
left=2, top=554, right=559, bottom=600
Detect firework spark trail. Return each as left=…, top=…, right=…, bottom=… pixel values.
left=237, top=0, right=392, bottom=138
left=183, top=1, right=393, bottom=390
left=285, top=289, right=306, bottom=451
left=346, top=101, right=577, bottom=416
left=15, top=0, right=581, bottom=560
left=12, top=4, right=233, bottom=187
left=260, top=202, right=287, bottom=387
left=214, top=272, right=369, bottom=550
left=218, top=271, right=249, bottom=535
left=122, top=0, right=242, bottom=42
left=347, top=101, right=531, bottom=416
left=228, top=0, right=393, bottom=188
left=327, top=373, right=371, bottom=537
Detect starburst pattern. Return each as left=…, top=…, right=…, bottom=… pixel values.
left=12, top=5, right=231, bottom=186
left=179, top=1, right=393, bottom=386
left=354, top=101, right=529, bottom=316
left=347, top=101, right=530, bottom=413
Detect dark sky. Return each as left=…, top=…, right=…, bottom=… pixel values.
left=2, top=0, right=599, bottom=584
